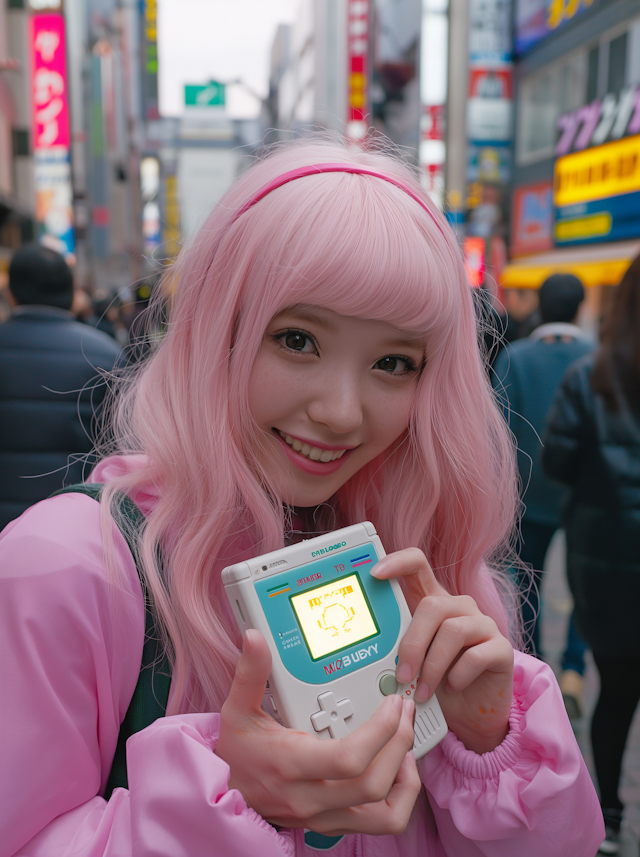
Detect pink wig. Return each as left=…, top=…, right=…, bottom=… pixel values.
left=99, top=137, right=519, bottom=714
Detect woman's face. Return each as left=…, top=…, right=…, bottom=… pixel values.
left=248, top=305, right=425, bottom=508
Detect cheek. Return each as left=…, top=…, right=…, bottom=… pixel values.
left=371, top=393, right=413, bottom=449
left=247, top=353, right=298, bottom=425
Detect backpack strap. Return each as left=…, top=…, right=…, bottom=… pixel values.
left=51, top=483, right=172, bottom=798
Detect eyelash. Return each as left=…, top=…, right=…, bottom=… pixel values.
left=272, top=329, right=419, bottom=377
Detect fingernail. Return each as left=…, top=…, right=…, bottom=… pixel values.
left=396, top=662, right=413, bottom=684
left=243, top=630, right=253, bottom=654
left=415, top=681, right=430, bottom=703
left=403, top=698, right=415, bottom=717
left=370, top=561, right=385, bottom=578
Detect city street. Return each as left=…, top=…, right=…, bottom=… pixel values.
left=542, top=532, right=640, bottom=856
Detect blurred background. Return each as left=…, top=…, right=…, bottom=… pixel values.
left=0, top=0, right=635, bottom=323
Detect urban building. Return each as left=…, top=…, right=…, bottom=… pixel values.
left=505, top=0, right=640, bottom=329
left=273, top=0, right=348, bottom=136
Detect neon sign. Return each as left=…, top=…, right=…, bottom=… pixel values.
left=346, top=0, right=369, bottom=140
left=30, top=14, right=69, bottom=150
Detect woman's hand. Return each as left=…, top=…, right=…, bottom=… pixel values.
left=372, top=548, right=513, bottom=755
left=215, top=629, right=421, bottom=835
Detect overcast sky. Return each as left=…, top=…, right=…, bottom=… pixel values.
left=157, top=0, right=299, bottom=117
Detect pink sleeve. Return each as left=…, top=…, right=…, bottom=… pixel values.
left=0, top=496, right=293, bottom=857
left=420, top=650, right=604, bottom=856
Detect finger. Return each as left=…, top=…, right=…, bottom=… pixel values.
left=297, top=698, right=416, bottom=815
left=284, top=693, right=407, bottom=782
left=291, top=751, right=422, bottom=837
left=416, top=614, right=500, bottom=701
left=445, top=636, right=514, bottom=694
left=370, top=548, right=446, bottom=599
left=395, top=594, right=479, bottom=685
left=224, top=629, right=272, bottom=715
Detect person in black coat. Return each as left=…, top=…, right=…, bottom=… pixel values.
left=543, top=253, right=640, bottom=855
left=0, top=244, right=121, bottom=530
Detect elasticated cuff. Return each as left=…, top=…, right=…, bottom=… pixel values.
left=435, top=693, right=527, bottom=782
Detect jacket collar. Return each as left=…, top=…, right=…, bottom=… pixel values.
left=11, top=305, right=73, bottom=321
left=529, top=322, right=589, bottom=342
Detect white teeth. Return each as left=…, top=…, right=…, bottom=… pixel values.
left=277, top=431, right=347, bottom=463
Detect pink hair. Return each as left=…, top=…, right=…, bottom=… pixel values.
left=98, top=137, right=519, bottom=715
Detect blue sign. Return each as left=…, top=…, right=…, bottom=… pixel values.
left=515, top=0, right=599, bottom=55
left=555, top=190, right=640, bottom=246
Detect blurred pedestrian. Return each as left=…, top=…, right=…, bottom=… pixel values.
left=91, top=290, right=127, bottom=345
left=501, top=286, right=541, bottom=342
left=0, top=244, right=121, bottom=530
left=543, top=254, right=640, bottom=855
left=493, top=274, right=593, bottom=715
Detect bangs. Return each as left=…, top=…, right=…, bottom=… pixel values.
left=232, top=170, right=466, bottom=340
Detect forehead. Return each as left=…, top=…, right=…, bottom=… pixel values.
left=271, top=305, right=427, bottom=350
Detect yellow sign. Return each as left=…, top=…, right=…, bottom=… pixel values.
left=547, top=0, right=593, bottom=30
left=555, top=135, right=640, bottom=207
left=290, top=574, right=377, bottom=660
left=555, top=212, right=612, bottom=242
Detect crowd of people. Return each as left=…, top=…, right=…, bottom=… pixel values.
left=0, top=138, right=637, bottom=857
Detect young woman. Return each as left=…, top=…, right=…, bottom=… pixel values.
left=1, top=138, right=602, bottom=857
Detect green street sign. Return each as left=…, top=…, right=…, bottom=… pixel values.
left=184, top=81, right=226, bottom=108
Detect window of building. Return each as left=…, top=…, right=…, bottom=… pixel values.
left=586, top=46, right=599, bottom=102
left=608, top=32, right=627, bottom=93
left=516, top=50, right=585, bottom=165
left=11, top=129, right=29, bottom=157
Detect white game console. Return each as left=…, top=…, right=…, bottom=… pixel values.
left=222, top=521, right=447, bottom=759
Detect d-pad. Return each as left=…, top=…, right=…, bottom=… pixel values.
left=310, top=691, right=354, bottom=738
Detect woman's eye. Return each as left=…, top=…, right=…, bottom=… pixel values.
left=375, top=356, right=415, bottom=375
left=278, top=331, right=316, bottom=353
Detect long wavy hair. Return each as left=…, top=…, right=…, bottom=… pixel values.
left=97, top=137, right=519, bottom=715
left=592, top=252, right=640, bottom=413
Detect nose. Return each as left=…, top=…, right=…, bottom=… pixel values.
left=306, top=371, right=364, bottom=436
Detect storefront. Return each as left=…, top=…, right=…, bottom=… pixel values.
left=504, top=0, right=640, bottom=331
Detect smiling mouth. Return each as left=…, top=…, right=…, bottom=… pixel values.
left=276, top=430, right=348, bottom=463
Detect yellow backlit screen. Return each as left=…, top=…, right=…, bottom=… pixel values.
left=290, top=574, right=378, bottom=660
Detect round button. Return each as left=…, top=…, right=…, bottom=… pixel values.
left=379, top=674, right=398, bottom=696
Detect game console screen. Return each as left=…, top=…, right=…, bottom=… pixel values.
left=290, top=573, right=379, bottom=660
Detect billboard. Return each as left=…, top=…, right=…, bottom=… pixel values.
left=30, top=13, right=74, bottom=257
left=31, top=13, right=69, bottom=149
left=511, top=181, right=553, bottom=256
left=556, top=85, right=640, bottom=156
left=554, top=135, right=640, bottom=245
left=515, top=0, right=595, bottom=55
left=347, top=0, right=370, bottom=140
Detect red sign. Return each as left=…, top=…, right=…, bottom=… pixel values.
left=464, top=237, right=485, bottom=288
left=511, top=182, right=554, bottom=257
left=347, top=0, right=369, bottom=138
left=30, top=14, right=70, bottom=150
left=468, top=69, right=512, bottom=100
left=422, top=105, right=444, bottom=141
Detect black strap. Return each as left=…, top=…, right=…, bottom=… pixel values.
left=51, top=483, right=172, bottom=797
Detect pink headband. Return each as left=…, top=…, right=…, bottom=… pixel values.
left=231, top=162, right=446, bottom=237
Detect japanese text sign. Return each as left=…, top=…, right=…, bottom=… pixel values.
left=347, top=0, right=369, bottom=138
left=30, top=14, right=69, bottom=150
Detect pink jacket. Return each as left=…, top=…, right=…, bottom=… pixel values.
left=1, top=488, right=603, bottom=857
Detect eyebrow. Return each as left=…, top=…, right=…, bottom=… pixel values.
left=277, top=305, right=339, bottom=333
left=276, top=304, right=426, bottom=352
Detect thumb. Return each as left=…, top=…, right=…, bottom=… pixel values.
left=226, top=629, right=273, bottom=715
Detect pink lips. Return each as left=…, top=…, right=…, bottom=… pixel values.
left=272, top=430, right=356, bottom=475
